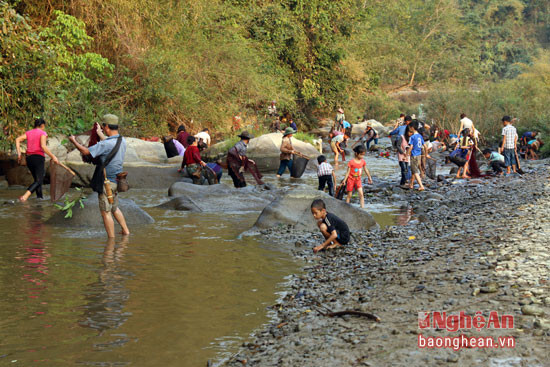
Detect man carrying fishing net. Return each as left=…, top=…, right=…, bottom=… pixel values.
left=68, top=114, right=130, bottom=238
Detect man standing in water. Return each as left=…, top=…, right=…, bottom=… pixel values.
left=69, top=114, right=130, bottom=238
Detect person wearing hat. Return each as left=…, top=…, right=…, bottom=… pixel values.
left=227, top=131, right=264, bottom=188
left=277, top=127, right=298, bottom=178
left=335, top=108, right=345, bottom=132
left=69, top=114, right=129, bottom=238
left=359, top=122, right=379, bottom=150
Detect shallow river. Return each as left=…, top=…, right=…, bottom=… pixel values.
left=0, top=144, right=402, bottom=366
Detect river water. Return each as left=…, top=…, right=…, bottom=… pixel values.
left=0, top=145, right=402, bottom=366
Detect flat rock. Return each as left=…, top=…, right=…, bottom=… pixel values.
left=164, top=182, right=276, bottom=212
left=47, top=195, right=154, bottom=227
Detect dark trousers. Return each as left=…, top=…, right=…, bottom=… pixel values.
left=228, top=167, right=246, bottom=188
left=26, top=154, right=45, bottom=198
left=490, top=161, right=506, bottom=174
left=318, top=175, right=334, bottom=196
left=399, top=161, right=409, bottom=185
left=365, top=137, right=378, bottom=150
left=277, top=159, right=293, bottom=176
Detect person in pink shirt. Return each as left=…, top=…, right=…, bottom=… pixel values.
left=15, top=118, right=59, bottom=202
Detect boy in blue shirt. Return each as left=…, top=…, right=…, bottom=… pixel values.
left=406, top=121, right=426, bottom=191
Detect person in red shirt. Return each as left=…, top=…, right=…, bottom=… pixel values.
left=343, top=145, right=373, bottom=208
left=176, top=125, right=190, bottom=148
left=179, top=136, right=206, bottom=184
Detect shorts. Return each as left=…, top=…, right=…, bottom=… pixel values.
left=99, top=181, right=118, bottom=213
left=503, top=149, right=517, bottom=167
left=410, top=155, right=422, bottom=174
left=337, top=231, right=350, bottom=245
left=346, top=176, right=362, bottom=192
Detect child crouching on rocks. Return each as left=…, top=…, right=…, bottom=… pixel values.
left=311, top=199, right=350, bottom=253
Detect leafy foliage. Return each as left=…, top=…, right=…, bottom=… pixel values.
left=1, top=0, right=549, bottom=143
left=53, top=187, right=86, bottom=219
left=0, top=2, right=112, bottom=148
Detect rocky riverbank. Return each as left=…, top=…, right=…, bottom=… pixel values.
left=222, top=162, right=550, bottom=366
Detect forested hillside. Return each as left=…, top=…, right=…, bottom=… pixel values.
left=1, top=0, right=549, bottom=146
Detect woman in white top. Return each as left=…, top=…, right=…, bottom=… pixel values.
left=458, top=113, right=474, bottom=135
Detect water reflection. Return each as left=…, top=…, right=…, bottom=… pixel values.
left=396, top=206, right=414, bottom=226
left=79, top=237, right=132, bottom=337
left=17, top=206, right=51, bottom=301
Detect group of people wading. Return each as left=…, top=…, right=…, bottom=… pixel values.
left=13, top=106, right=543, bottom=241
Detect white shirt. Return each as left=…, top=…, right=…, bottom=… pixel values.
left=460, top=117, right=473, bottom=130
left=501, top=125, right=517, bottom=149
left=195, top=131, right=211, bottom=146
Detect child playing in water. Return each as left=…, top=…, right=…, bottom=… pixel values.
left=310, top=199, right=350, bottom=253
left=344, top=145, right=373, bottom=208
left=317, top=155, right=336, bottom=196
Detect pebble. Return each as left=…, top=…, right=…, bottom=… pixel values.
left=521, top=305, right=545, bottom=316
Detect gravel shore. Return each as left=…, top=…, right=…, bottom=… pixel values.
left=223, top=160, right=550, bottom=367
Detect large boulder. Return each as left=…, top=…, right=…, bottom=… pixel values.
left=64, top=136, right=179, bottom=189
left=47, top=195, right=154, bottom=227
left=201, top=140, right=233, bottom=162
left=64, top=161, right=182, bottom=189
left=352, top=120, right=391, bottom=137
left=247, top=133, right=321, bottom=172
left=125, top=137, right=167, bottom=163
left=0, top=152, right=35, bottom=186
left=252, top=188, right=378, bottom=231
left=162, top=182, right=276, bottom=212
left=65, top=136, right=167, bottom=164
left=46, top=135, right=68, bottom=162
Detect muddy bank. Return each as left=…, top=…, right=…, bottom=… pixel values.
left=222, top=162, right=550, bottom=366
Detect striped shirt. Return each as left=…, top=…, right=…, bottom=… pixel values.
left=501, top=125, right=517, bottom=149
left=317, top=162, right=334, bottom=177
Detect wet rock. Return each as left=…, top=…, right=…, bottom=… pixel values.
left=166, top=182, right=275, bottom=213
left=426, top=192, right=444, bottom=201
left=158, top=196, right=202, bottom=211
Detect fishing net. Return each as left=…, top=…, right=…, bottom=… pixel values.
left=290, top=156, right=309, bottom=178
left=50, top=163, right=75, bottom=202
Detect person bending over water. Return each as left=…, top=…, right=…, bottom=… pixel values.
left=311, top=199, right=350, bottom=253
left=15, top=118, right=60, bottom=202
left=69, top=114, right=130, bottom=238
